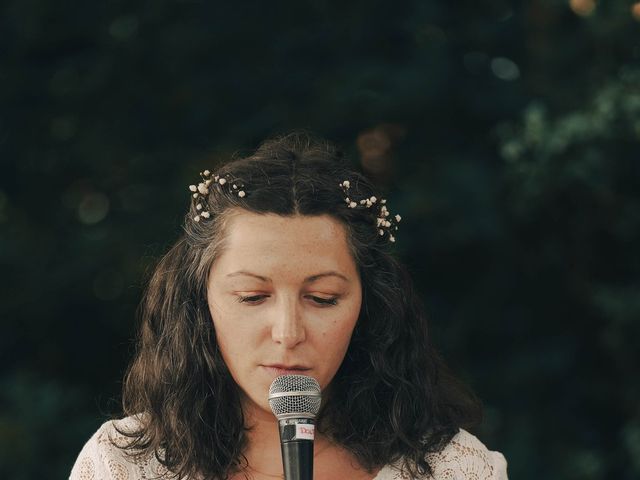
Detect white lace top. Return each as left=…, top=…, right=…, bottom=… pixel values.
left=70, top=416, right=508, bottom=479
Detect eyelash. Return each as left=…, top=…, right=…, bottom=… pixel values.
left=237, top=295, right=339, bottom=306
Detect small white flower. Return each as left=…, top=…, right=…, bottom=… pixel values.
left=238, top=191, right=246, bottom=197
left=214, top=175, right=219, bottom=181
left=370, top=196, right=377, bottom=203
left=385, top=221, right=391, bottom=227
left=205, top=179, right=212, bottom=186
left=379, top=229, right=384, bottom=235
left=377, top=218, right=383, bottom=226
left=233, top=184, right=238, bottom=189
left=343, top=180, right=350, bottom=188
left=192, top=193, right=198, bottom=198
left=219, top=178, right=227, bottom=185
left=365, top=200, right=372, bottom=207
left=384, top=210, right=389, bottom=217
left=194, top=215, right=201, bottom=222
left=395, top=214, right=401, bottom=222
left=381, top=199, right=386, bottom=204
left=189, top=185, right=197, bottom=192
left=345, top=197, right=350, bottom=203
left=389, top=235, right=395, bottom=243
left=360, top=199, right=366, bottom=204
left=349, top=201, right=357, bottom=208
left=197, top=183, right=209, bottom=195
left=201, top=211, right=210, bottom=218
left=203, top=170, right=211, bottom=176
left=196, top=204, right=202, bottom=210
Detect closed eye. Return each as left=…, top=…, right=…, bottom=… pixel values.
left=237, top=294, right=268, bottom=304
left=310, top=296, right=338, bottom=306
left=236, top=295, right=339, bottom=306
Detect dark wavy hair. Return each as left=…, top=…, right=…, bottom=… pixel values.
left=113, top=131, right=482, bottom=479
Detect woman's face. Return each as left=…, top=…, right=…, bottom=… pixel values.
left=207, top=210, right=362, bottom=416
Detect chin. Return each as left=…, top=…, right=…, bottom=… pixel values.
left=238, top=388, right=274, bottom=417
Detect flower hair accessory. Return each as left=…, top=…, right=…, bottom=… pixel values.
left=187, top=172, right=401, bottom=242
left=339, top=180, right=401, bottom=243
left=188, top=170, right=246, bottom=222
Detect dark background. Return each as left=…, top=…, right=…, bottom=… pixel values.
left=2, top=1, right=640, bottom=479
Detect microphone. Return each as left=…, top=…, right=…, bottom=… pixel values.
left=268, top=374, right=322, bottom=480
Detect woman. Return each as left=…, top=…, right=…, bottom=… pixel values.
left=70, top=132, right=508, bottom=479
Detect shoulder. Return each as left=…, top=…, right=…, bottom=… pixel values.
left=426, top=429, right=508, bottom=479
left=379, top=429, right=508, bottom=480
left=69, top=414, right=168, bottom=480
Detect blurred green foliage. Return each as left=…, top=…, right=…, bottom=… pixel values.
left=1, top=1, right=639, bottom=479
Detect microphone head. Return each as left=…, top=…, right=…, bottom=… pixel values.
left=268, top=374, right=322, bottom=420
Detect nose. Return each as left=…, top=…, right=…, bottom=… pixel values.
left=271, top=296, right=306, bottom=349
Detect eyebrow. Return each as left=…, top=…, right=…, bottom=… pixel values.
left=226, top=270, right=350, bottom=283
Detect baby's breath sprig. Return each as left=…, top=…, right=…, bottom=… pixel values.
left=188, top=170, right=247, bottom=222
left=339, top=180, right=401, bottom=243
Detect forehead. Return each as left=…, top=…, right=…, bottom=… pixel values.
left=213, top=211, right=355, bottom=276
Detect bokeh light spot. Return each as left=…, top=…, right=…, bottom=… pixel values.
left=356, top=124, right=405, bottom=177
left=570, top=0, right=596, bottom=17
left=491, top=57, right=520, bottom=81
left=77, top=193, right=109, bottom=225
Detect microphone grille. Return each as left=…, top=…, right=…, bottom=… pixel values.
left=268, top=374, right=321, bottom=419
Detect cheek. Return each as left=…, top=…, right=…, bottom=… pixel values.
left=319, top=316, right=358, bottom=357
left=322, top=318, right=355, bottom=338
left=210, top=310, right=248, bottom=361
left=211, top=321, right=253, bottom=387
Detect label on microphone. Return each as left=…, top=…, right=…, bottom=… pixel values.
left=278, top=418, right=315, bottom=442
left=295, top=423, right=315, bottom=440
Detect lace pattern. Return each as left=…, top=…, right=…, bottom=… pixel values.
left=375, top=429, right=508, bottom=479
left=69, top=417, right=508, bottom=480
left=69, top=415, right=173, bottom=480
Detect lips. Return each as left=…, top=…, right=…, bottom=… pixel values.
left=264, top=364, right=310, bottom=370
left=262, top=364, right=311, bottom=376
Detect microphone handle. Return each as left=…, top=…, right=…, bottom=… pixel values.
left=278, top=419, right=315, bottom=480
left=281, top=439, right=313, bottom=480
